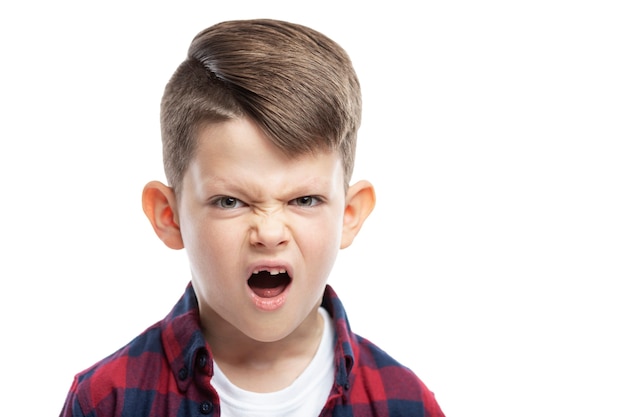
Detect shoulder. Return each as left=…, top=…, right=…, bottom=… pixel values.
left=62, top=322, right=168, bottom=415
left=60, top=284, right=202, bottom=416
left=321, top=286, right=445, bottom=415
left=351, top=334, right=429, bottom=391
left=348, top=335, right=445, bottom=416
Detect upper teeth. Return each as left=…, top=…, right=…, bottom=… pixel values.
left=253, top=268, right=286, bottom=275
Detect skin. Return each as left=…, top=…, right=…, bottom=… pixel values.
left=142, top=116, right=375, bottom=392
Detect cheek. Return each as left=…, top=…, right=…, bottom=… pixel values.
left=297, top=212, right=343, bottom=263
left=182, top=218, right=240, bottom=274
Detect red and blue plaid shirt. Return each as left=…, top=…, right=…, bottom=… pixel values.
left=60, top=283, right=445, bottom=416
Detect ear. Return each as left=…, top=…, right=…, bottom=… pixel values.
left=141, top=181, right=184, bottom=250
left=340, top=180, right=376, bottom=249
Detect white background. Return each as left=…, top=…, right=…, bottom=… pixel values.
left=1, top=1, right=625, bottom=416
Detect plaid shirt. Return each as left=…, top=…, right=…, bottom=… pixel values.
left=60, top=283, right=445, bottom=417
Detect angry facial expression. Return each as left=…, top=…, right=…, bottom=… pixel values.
left=176, top=117, right=347, bottom=343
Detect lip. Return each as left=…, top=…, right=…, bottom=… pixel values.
left=246, top=260, right=293, bottom=312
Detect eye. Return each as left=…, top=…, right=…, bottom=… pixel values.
left=289, top=196, right=321, bottom=207
left=212, top=196, right=245, bottom=209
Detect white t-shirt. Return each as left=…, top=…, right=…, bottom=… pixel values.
left=211, top=307, right=335, bottom=417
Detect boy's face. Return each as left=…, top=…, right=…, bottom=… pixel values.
left=175, top=117, right=349, bottom=343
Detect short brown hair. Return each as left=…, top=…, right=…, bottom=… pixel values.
left=160, top=19, right=362, bottom=192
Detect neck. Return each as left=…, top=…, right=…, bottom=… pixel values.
left=201, top=305, right=325, bottom=392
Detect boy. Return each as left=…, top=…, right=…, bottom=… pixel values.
left=60, top=19, right=445, bottom=416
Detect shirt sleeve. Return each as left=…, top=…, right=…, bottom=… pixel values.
left=59, top=376, right=88, bottom=417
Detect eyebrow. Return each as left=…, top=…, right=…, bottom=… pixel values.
left=201, top=176, right=333, bottom=202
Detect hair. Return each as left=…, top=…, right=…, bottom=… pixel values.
left=160, top=19, right=362, bottom=192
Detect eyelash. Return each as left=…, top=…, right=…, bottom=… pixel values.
left=211, top=196, right=245, bottom=209
left=210, top=195, right=322, bottom=209
left=289, top=196, right=322, bottom=207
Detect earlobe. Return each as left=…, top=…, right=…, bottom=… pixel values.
left=340, top=180, right=376, bottom=249
left=142, top=181, right=184, bottom=250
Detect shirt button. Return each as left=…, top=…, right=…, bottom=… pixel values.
left=199, top=401, right=213, bottom=415
left=178, top=367, right=189, bottom=380
left=197, top=353, right=207, bottom=368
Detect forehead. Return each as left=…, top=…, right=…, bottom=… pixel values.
left=184, top=118, right=344, bottom=193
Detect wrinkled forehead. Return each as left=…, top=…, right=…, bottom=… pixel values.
left=181, top=117, right=346, bottom=197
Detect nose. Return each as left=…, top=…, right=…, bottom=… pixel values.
left=250, top=212, right=289, bottom=248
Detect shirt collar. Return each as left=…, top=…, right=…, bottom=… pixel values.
left=161, top=282, right=210, bottom=392
left=321, top=285, right=355, bottom=388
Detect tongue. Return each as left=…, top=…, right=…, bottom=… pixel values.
left=251, top=285, right=287, bottom=298
left=248, top=272, right=289, bottom=298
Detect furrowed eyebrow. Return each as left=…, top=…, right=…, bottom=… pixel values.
left=201, top=177, right=263, bottom=200
left=277, top=178, right=334, bottom=200
left=202, top=176, right=333, bottom=202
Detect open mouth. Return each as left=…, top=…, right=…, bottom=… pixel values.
left=247, top=268, right=291, bottom=298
